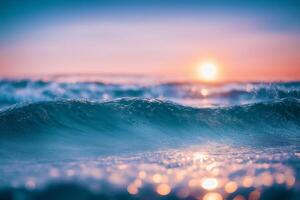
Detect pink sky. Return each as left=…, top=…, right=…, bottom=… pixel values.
left=1, top=17, right=300, bottom=81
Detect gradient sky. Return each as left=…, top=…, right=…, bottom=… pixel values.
left=0, top=0, right=300, bottom=81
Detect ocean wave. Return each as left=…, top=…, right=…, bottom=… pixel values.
left=0, top=80, right=300, bottom=107
left=0, top=98, right=299, bottom=158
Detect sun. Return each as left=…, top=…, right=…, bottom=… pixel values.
left=197, top=62, right=218, bottom=81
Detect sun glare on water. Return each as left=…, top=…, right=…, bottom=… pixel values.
left=197, top=62, right=219, bottom=81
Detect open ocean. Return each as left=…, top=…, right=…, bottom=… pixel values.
left=0, top=76, right=299, bottom=200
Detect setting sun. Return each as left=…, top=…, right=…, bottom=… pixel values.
left=197, top=62, right=218, bottom=81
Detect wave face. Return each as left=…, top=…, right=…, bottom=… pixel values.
left=0, top=97, right=299, bottom=158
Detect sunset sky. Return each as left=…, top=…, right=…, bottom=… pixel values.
left=0, top=0, right=300, bottom=81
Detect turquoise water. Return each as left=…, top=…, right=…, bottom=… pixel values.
left=0, top=78, right=299, bottom=199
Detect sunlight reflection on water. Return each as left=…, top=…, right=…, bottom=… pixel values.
left=0, top=145, right=298, bottom=199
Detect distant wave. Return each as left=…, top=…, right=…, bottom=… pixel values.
left=0, top=98, right=299, bottom=159
left=0, top=79, right=299, bottom=107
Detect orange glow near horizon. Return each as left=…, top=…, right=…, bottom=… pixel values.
left=1, top=17, right=300, bottom=81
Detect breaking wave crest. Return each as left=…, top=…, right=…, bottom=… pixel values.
left=0, top=79, right=300, bottom=107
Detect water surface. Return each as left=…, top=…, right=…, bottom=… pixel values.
left=0, top=77, right=299, bottom=200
